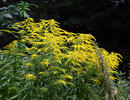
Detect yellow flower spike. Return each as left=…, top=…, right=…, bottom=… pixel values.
left=55, top=80, right=67, bottom=86
left=31, top=54, right=39, bottom=59
left=67, top=37, right=75, bottom=42
left=40, top=59, right=50, bottom=66
left=53, top=71, right=58, bottom=75
left=25, top=62, right=33, bottom=67
left=17, top=53, right=25, bottom=56
left=57, top=68, right=66, bottom=74
left=25, top=47, right=38, bottom=52
left=24, top=74, right=36, bottom=80
left=26, top=18, right=34, bottom=22
left=60, top=75, right=73, bottom=80
left=39, top=72, right=45, bottom=74
left=3, top=40, right=18, bottom=50
left=21, top=39, right=26, bottom=43
left=37, top=48, right=43, bottom=53
left=110, top=75, right=117, bottom=81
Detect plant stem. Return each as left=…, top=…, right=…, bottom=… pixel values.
left=95, top=45, right=114, bottom=100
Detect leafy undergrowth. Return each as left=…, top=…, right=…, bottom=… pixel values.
left=0, top=18, right=129, bottom=100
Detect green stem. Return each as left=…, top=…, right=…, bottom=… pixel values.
left=95, top=45, right=114, bottom=100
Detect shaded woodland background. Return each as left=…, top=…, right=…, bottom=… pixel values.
left=0, top=0, right=130, bottom=77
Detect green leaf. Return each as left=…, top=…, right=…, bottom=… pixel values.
left=72, top=95, right=77, bottom=100
left=23, top=11, right=27, bottom=18
left=3, top=13, right=13, bottom=19
left=10, top=94, right=19, bottom=100
left=0, top=94, right=3, bottom=98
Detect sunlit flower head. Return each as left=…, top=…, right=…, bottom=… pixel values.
left=39, top=72, right=45, bottom=74
left=25, top=62, right=33, bottom=67
left=24, top=74, right=36, bottom=80
left=31, top=54, right=39, bottom=59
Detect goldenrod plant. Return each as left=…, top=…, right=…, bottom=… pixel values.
left=0, top=18, right=126, bottom=100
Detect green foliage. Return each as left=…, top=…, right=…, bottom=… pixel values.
left=0, top=1, right=37, bottom=27
left=0, top=18, right=127, bottom=99
left=16, top=1, right=38, bottom=18
left=111, top=72, right=130, bottom=100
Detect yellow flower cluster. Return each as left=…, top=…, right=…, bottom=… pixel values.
left=40, top=59, right=50, bottom=66
left=31, top=54, right=39, bottom=59
left=1, top=18, right=122, bottom=83
left=25, top=62, right=33, bottom=67
left=39, top=72, right=45, bottom=74
left=2, top=40, right=18, bottom=52
left=24, top=74, right=36, bottom=80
